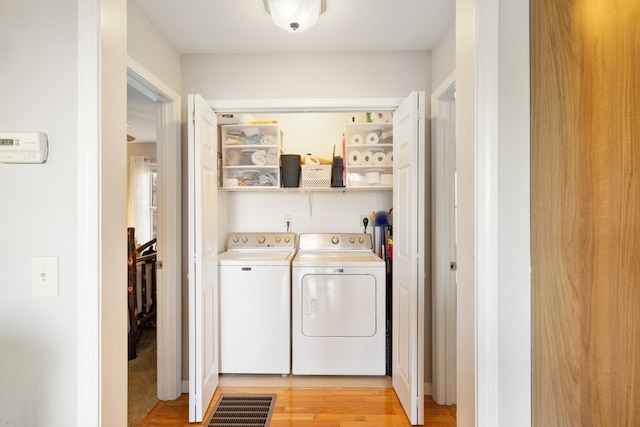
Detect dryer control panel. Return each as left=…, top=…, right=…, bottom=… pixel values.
left=298, top=233, right=373, bottom=251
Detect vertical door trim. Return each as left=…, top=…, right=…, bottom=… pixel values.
left=431, top=72, right=457, bottom=405
left=476, top=0, right=500, bottom=424
left=77, top=0, right=101, bottom=424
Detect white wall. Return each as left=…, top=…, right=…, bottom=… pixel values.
left=250, top=112, right=354, bottom=157
left=182, top=52, right=430, bottom=99
left=0, top=1, right=79, bottom=425
left=181, top=51, right=431, bottom=382
left=431, top=19, right=456, bottom=91
left=127, top=141, right=157, bottom=160
left=127, top=0, right=182, bottom=92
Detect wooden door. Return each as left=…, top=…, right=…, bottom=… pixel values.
left=532, top=1, right=640, bottom=424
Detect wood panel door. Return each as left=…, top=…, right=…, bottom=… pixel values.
left=531, top=1, right=640, bottom=425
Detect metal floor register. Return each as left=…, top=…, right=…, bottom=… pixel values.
left=205, top=394, right=277, bottom=427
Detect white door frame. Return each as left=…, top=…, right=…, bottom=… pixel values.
left=127, top=57, right=182, bottom=400
left=79, top=0, right=531, bottom=421
left=431, top=72, right=457, bottom=405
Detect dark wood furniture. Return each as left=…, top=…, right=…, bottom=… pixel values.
left=127, top=227, right=157, bottom=360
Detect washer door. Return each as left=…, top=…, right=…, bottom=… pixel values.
left=301, top=273, right=378, bottom=337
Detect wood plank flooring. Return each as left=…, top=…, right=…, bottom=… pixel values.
left=138, top=382, right=456, bottom=426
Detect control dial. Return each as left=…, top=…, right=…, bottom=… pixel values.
left=258, top=235, right=266, bottom=244
left=331, top=236, right=340, bottom=245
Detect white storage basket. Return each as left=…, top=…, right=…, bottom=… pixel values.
left=301, top=165, right=331, bottom=188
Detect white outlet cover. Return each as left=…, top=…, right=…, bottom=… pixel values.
left=31, top=256, right=59, bottom=298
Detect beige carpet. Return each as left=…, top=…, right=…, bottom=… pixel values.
left=128, top=326, right=158, bottom=427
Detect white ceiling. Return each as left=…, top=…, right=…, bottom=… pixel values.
left=127, top=0, right=455, bottom=142
left=132, top=0, right=455, bottom=55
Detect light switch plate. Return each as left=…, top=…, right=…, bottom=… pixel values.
left=31, top=256, right=58, bottom=298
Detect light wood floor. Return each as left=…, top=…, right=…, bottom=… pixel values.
left=138, top=376, right=456, bottom=426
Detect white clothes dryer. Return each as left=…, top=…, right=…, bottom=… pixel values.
left=218, top=232, right=296, bottom=374
left=292, top=233, right=386, bottom=375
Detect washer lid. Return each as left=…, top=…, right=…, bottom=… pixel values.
left=218, top=250, right=295, bottom=266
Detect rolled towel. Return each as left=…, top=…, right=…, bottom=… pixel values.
left=251, top=150, right=267, bottom=166
left=225, top=149, right=241, bottom=166
left=260, top=134, right=275, bottom=145
left=266, top=151, right=278, bottom=166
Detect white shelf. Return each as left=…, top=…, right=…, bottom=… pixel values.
left=344, top=123, right=393, bottom=188
left=221, top=124, right=281, bottom=189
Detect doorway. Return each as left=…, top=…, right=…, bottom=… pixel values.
left=126, top=82, right=159, bottom=425
left=187, top=95, right=425, bottom=424
left=126, top=59, right=183, bottom=408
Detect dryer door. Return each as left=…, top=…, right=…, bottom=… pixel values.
left=301, top=273, right=378, bottom=337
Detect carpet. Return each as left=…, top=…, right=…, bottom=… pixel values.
left=205, top=394, right=276, bottom=426
left=128, top=326, right=158, bottom=427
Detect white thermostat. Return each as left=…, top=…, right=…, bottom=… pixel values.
left=0, top=131, right=48, bottom=164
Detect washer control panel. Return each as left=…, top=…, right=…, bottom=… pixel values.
left=226, top=232, right=296, bottom=250
left=298, top=233, right=373, bottom=251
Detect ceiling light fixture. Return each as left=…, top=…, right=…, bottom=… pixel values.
left=264, top=0, right=326, bottom=33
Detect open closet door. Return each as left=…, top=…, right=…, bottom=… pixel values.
left=392, top=91, right=425, bottom=425
left=187, top=94, right=219, bottom=422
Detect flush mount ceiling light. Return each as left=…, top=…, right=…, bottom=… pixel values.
left=264, top=0, right=326, bottom=33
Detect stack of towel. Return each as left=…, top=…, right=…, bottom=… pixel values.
left=225, top=148, right=278, bottom=166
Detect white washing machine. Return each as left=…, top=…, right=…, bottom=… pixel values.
left=292, top=233, right=386, bottom=375
left=218, top=232, right=296, bottom=374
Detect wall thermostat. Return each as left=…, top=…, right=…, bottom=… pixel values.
left=0, top=131, right=48, bottom=164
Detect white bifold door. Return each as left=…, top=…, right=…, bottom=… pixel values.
left=185, top=92, right=425, bottom=424
left=392, top=91, right=426, bottom=425
left=187, top=94, right=219, bottom=422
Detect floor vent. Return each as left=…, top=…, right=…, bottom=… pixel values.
left=206, top=394, right=276, bottom=427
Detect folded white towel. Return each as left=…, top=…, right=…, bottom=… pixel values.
left=260, top=134, right=275, bottom=145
